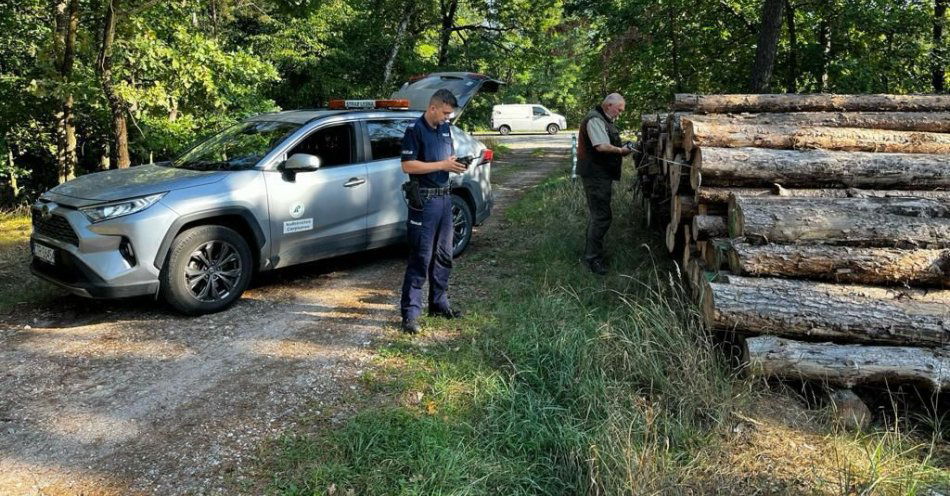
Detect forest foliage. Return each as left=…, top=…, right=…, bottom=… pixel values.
left=0, top=0, right=945, bottom=203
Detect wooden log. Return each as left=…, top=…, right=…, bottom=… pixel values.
left=695, top=187, right=773, bottom=206
left=728, top=196, right=950, bottom=248
left=728, top=242, right=950, bottom=287
left=681, top=227, right=695, bottom=270
left=690, top=147, right=950, bottom=190
left=669, top=153, right=686, bottom=196
left=696, top=186, right=950, bottom=210
left=672, top=93, right=950, bottom=113
left=707, top=275, right=950, bottom=345
left=745, top=335, right=950, bottom=390
left=692, top=215, right=727, bottom=240
left=682, top=122, right=950, bottom=158
left=670, top=194, right=697, bottom=228
left=665, top=221, right=685, bottom=254
left=683, top=111, right=950, bottom=133
left=704, top=238, right=731, bottom=270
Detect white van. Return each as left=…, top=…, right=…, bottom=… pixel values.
left=491, top=104, right=567, bottom=135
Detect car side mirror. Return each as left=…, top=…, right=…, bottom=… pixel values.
left=284, top=153, right=321, bottom=172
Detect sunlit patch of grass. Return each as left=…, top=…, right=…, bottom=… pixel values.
left=0, top=209, right=62, bottom=313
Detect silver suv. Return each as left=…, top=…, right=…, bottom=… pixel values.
left=30, top=73, right=499, bottom=314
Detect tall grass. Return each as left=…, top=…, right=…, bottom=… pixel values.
left=268, top=171, right=740, bottom=495
left=266, top=171, right=949, bottom=495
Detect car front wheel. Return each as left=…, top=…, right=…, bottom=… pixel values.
left=498, top=125, right=511, bottom=136
left=451, top=195, right=474, bottom=257
left=160, top=225, right=253, bottom=315
left=547, top=123, right=559, bottom=135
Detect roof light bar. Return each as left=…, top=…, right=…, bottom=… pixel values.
left=328, top=99, right=410, bottom=110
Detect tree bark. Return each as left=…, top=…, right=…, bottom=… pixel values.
left=682, top=121, right=950, bottom=157
left=728, top=242, right=950, bottom=287
left=96, top=0, right=130, bottom=168
left=672, top=93, right=950, bottom=113
left=706, top=275, right=950, bottom=345
left=691, top=147, right=950, bottom=189
left=745, top=336, right=950, bottom=390
left=728, top=196, right=950, bottom=248
left=934, top=0, right=947, bottom=93
left=692, top=215, right=727, bottom=240
left=749, top=0, right=785, bottom=92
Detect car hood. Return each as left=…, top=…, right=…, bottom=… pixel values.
left=48, top=163, right=228, bottom=203
left=391, top=72, right=503, bottom=123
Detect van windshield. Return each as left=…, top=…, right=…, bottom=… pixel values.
left=168, top=121, right=301, bottom=171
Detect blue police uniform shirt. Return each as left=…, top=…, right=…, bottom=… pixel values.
left=401, top=115, right=454, bottom=188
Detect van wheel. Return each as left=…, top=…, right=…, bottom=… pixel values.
left=160, top=225, right=252, bottom=315
left=451, top=195, right=474, bottom=257
left=498, top=125, right=511, bottom=136
left=546, top=123, right=559, bottom=135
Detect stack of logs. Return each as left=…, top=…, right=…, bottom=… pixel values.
left=633, top=94, right=950, bottom=394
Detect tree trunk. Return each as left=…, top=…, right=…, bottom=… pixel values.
left=728, top=196, right=950, bottom=248
left=672, top=93, right=950, bottom=113
left=6, top=147, right=18, bottom=199
left=690, top=147, right=950, bottom=189
left=705, top=275, right=950, bottom=345
left=437, top=0, right=459, bottom=67
left=745, top=336, right=950, bottom=390
left=96, top=0, right=130, bottom=168
left=728, top=242, right=950, bottom=287
left=749, top=0, right=785, bottom=92
left=55, top=0, right=79, bottom=183
left=934, top=0, right=947, bottom=93
left=682, top=122, right=950, bottom=157
left=818, top=18, right=831, bottom=92
left=692, top=214, right=727, bottom=240
left=382, top=0, right=414, bottom=89
left=784, top=0, right=797, bottom=93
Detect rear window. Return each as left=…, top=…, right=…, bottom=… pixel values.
left=367, top=120, right=413, bottom=160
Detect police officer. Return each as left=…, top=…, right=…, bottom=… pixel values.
left=399, top=89, right=467, bottom=334
left=576, top=93, right=633, bottom=275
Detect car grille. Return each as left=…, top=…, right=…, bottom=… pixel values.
left=32, top=212, right=79, bottom=246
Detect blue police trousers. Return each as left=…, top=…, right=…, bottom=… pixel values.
left=400, top=194, right=453, bottom=321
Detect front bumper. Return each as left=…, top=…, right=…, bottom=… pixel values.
left=30, top=248, right=158, bottom=298
left=28, top=199, right=178, bottom=299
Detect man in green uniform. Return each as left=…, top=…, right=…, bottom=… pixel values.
left=575, top=93, right=633, bottom=275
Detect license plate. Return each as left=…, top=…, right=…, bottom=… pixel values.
left=33, top=243, right=56, bottom=265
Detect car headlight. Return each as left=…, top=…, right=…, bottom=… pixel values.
left=80, top=193, right=166, bottom=223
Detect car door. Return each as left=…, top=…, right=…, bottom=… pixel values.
left=263, top=121, right=369, bottom=268
left=362, top=118, right=414, bottom=249
left=532, top=106, right=550, bottom=131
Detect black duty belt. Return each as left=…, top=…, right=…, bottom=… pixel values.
left=420, top=186, right=451, bottom=197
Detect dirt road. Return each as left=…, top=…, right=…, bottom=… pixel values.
left=0, top=135, right=570, bottom=495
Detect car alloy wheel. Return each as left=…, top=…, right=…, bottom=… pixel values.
left=547, top=124, right=559, bottom=135
left=185, top=240, right=243, bottom=302
left=499, top=125, right=511, bottom=135
left=451, top=195, right=473, bottom=257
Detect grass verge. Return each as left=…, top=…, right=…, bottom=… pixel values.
left=264, top=170, right=949, bottom=495
left=0, top=208, right=61, bottom=313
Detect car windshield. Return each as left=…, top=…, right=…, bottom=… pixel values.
left=168, top=121, right=301, bottom=171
